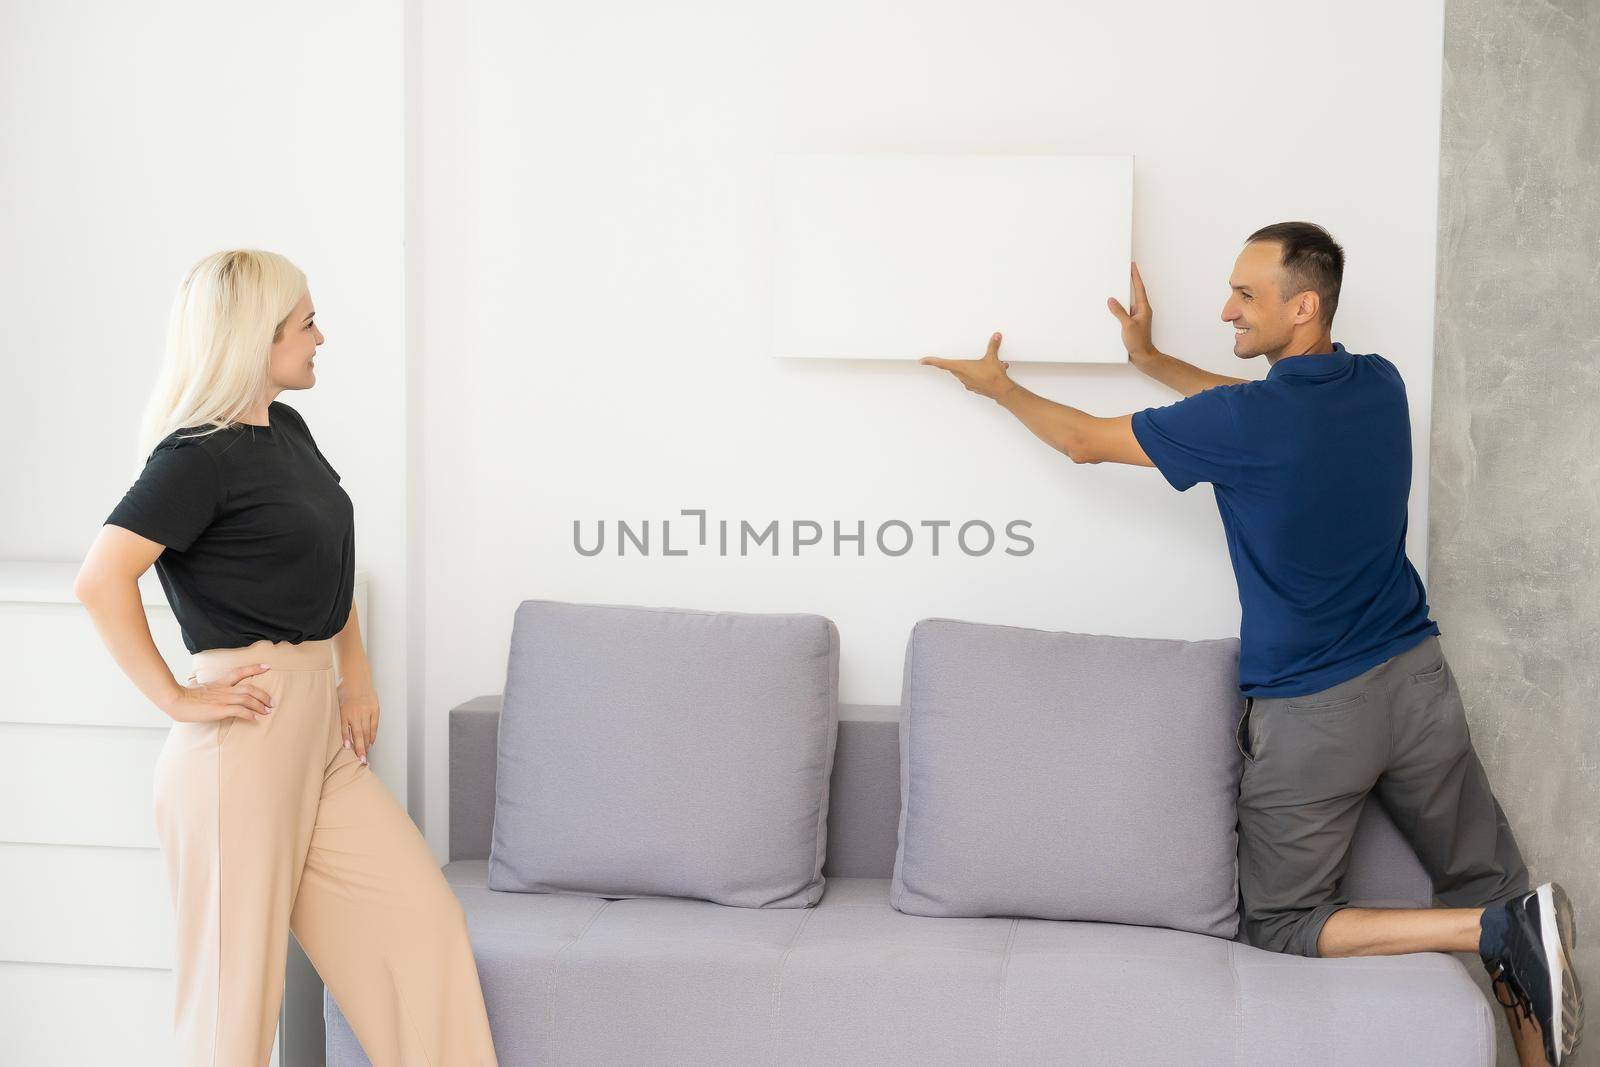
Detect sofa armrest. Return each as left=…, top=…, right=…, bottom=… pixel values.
left=449, top=697, right=503, bottom=862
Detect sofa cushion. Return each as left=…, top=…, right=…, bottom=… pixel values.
left=326, top=865, right=1492, bottom=1066
left=487, top=599, right=839, bottom=908
left=891, top=618, right=1244, bottom=937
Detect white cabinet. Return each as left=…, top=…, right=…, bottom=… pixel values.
left=0, top=561, right=369, bottom=1066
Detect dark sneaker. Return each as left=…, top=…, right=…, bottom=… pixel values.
left=1488, top=961, right=1541, bottom=1055
left=1486, top=882, right=1584, bottom=1065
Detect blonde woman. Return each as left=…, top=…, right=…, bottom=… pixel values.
left=72, top=250, right=499, bottom=1065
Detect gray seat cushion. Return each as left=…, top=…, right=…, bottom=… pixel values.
left=892, top=618, right=1245, bottom=937
left=325, top=863, right=1492, bottom=1066
left=487, top=599, right=840, bottom=908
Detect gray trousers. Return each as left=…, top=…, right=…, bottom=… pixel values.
left=1235, top=632, right=1531, bottom=957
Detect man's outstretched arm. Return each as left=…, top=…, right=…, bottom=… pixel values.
left=920, top=331, right=1154, bottom=467
left=995, top=379, right=1154, bottom=467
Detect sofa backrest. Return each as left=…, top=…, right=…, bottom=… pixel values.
left=450, top=698, right=1436, bottom=915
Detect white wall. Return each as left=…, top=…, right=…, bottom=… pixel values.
left=412, top=0, right=1448, bottom=849
left=3, top=0, right=1448, bottom=870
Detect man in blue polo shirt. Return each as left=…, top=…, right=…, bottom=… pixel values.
left=922, top=222, right=1581, bottom=1066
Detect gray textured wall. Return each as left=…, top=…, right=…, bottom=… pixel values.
left=1431, top=0, right=1599, bottom=1062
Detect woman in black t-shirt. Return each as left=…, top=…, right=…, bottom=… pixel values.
left=74, top=249, right=499, bottom=1064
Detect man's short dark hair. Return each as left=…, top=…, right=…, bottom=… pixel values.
left=1246, top=221, right=1345, bottom=327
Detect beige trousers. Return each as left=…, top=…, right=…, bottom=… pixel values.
left=153, top=637, right=499, bottom=1066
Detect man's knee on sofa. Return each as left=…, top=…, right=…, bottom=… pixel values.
left=1243, top=902, right=1348, bottom=958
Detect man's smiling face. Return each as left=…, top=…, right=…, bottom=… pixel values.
left=1221, top=240, right=1301, bottom=359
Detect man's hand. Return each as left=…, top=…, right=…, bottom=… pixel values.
left=1106, top=261, right=1155, bottom=362
left=920, top=332, right=1017, bottom=401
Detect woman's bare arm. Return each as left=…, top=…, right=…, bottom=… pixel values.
left=331, top=600, right=372, bottom=692
left=74, top=527, right=192, bottom=712
left=73, top=525, right=271, bottom=720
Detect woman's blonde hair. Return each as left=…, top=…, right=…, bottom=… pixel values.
left=133, top=249, right=307, bottom=462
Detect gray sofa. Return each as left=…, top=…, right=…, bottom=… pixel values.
left=326, top=610, right=1495, bottom=1066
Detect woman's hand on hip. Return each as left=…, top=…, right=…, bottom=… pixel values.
left=338, top=681, right=379, bottom=766
left=161, top=664, right=275, bottom=723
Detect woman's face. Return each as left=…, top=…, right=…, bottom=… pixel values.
left=269, top=290, right=324, bottom=390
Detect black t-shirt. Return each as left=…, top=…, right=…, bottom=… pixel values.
left=104, top=400, right=356, bottom=654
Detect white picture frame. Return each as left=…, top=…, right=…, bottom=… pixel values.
left=770, top=152, right=1134, bottom=363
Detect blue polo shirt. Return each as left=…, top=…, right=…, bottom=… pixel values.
left=1130, top=342, right=1440, bottom=698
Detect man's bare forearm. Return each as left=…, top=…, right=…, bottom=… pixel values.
left=994, top=381, right=1095, bottom=460
left=1133, top=347, right=1251, bottom=397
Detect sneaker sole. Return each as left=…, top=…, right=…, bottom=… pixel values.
left=1542, top=882, right=1583, bottom=1063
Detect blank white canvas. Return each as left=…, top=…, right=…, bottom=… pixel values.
left=770, top=153, right=1133, bottom=363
